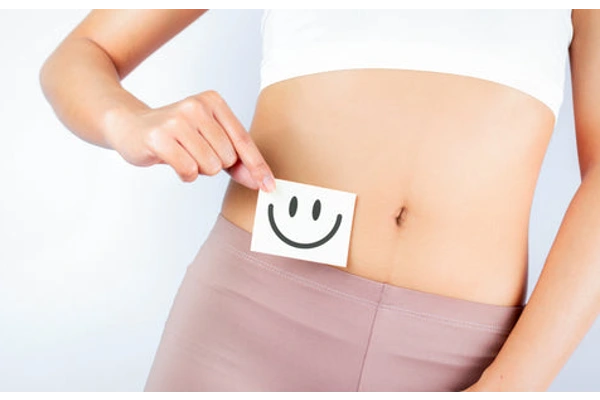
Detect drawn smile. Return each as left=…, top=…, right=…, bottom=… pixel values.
left=268, top=203, right=342, bottom=249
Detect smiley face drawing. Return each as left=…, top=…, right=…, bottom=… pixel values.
left=268, top=196, right=343, bottom=249
left=250, top=178, right=357, bottom=267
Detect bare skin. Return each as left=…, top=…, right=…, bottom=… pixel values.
left=222, top=67, right=553, bottom=308
left=41, top=9, right=600, bottom=391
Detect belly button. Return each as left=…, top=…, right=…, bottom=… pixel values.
left=395, top=206, right=407, bottom=227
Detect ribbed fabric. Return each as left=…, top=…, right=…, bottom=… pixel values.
left=259, top=9, right=573, bottom=119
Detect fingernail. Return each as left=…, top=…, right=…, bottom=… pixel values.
left=262, top=175, right=276, bottom=192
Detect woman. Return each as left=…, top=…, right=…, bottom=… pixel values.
left=40, top=9, right=600, bottom=391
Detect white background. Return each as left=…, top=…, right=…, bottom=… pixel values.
left=0, top=9, right=597, bottom=391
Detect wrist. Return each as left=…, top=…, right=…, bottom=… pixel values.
left=100, top=101, right=147, bottom=151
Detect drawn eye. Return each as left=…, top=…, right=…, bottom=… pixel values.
left=312, top=199, right=321, bottom=221
left=289, top=196, right=298, bottom=217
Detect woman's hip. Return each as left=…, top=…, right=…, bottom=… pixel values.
left=144, top=213, right=524, bottom=391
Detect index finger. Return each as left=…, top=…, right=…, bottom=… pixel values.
left=207, top=93, right=276, bottom=192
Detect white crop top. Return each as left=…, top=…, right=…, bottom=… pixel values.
left=259, top=9, right=573, bottom=119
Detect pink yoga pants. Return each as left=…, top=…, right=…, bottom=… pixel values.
left=144, top=214, right=524, bottom=391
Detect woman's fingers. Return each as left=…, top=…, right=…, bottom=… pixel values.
left=177, top=97, right=238, bottom=169
left=225, top=159, right=259, bottom=190
left=193, top=104, right=238, bottom=169
left=120, top=90, right=275, bottom=190
left=178, top=132, right=224, bottom=176
left=195, top=91, right=276, bottom=192
left=173, top=122, right=224, bottom=177
left=146, top=128, right=199, bottom=182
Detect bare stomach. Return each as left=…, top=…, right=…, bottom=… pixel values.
left=220, top=68, right=556, bottom=307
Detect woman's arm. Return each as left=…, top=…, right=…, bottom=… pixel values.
left=40, top=9, right=276, bottom=191
left=469, top=9, right=600, bottom=391
left=40, top=9, right=206, bottom=149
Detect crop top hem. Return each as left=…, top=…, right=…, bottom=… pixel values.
left=259, top=40, right=565, bottom=120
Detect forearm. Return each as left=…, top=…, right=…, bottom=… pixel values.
left=39, top=37, right=149, bottom=150
left=479, top=165, right=600, bottom=391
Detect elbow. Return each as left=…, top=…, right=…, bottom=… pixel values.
left=38, top=51, right=56, bottom=103
left=38, top=58, right=49, bottom=98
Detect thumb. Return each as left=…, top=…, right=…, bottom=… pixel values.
left=225, top=159, right=260, bottom=190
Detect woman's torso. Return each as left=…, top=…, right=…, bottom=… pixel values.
left=220, top=10, right=571, bottom=308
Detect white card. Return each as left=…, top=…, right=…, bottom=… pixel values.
left=250, top=178, right=357, bottom=267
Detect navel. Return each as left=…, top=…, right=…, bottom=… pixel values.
left=395, top=206, right=407, bottom=227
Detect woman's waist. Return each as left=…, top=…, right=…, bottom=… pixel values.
left=220, top=174, right=530, bottom=308
left=200, top=212, right=525, bottom=336
left=223, top=73, right=547, bottom=307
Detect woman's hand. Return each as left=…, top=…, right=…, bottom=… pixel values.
left=40, top=10, right=274, bottom=191
left=105, top=89, right=276, bottom=192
